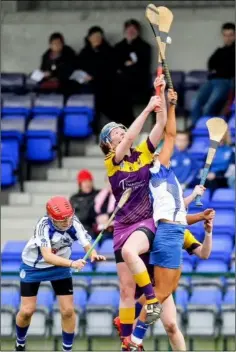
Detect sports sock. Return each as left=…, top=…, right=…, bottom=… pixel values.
left=131, top=319, right=148, bottom=345
left=62, top=331, right=74, bottom=352
left=16, top=324, right=29, bottom=346
left=135, top=302, right=143, bottom=318
left=133, top=271, right=158, bottom=304
left=119, top=307, right=135, bottom=338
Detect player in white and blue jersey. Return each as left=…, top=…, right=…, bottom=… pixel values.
left=15, top=196, right=105, bottom=352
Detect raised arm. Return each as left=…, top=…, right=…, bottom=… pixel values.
left=157, top=89, right=178, bottom=167
left=148, top=75, right=167, bottom=149
left=115, top=95, right=161, bottom=163
left=184, top=185, right=206, bottom=207
left=192, top=219, right=213, bottom=259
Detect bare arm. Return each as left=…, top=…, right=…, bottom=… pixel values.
left=41, top=247, right=86, bottom=269
left=184, top=185, right=206, bottom=207
left=148, top=75, right=167, bottom=148
left=156, top=89, right=177, bottom=167
left=115, top=95, right=161, bottom=163
left=186, top=208, right=215, bottom=225
left=192, top=220, right=213, bottom=259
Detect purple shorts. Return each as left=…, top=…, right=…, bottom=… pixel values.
left=113, top=217, right=156, bottom=251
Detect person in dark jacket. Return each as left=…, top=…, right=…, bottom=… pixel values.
left=114, top=19, right=152, bottom=126
left=75, top=26, right=116, bottom=135
left=39, top=32, right=76, bottom=96
left=171, top=131, right=200, bottom=189
left=191, top=22, right=235, bottom=125
left=70, top=169, right=98, bottom=236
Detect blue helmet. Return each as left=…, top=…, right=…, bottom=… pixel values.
left=99, top=122, right=126, bottom=145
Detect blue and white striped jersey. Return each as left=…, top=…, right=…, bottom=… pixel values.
left=149, top=160, right=187, bottom=225
left=22, top=215, right=91, bottom=269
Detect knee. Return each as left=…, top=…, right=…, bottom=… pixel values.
left=60, top=306, right=74, bottom=320
left=121, top=246, right=133, bottom=261
left=20, top=306, right=35, bottom=320
left=164, top=320, right=178, bottom=336
left=120, top=283, right=135, bottom=302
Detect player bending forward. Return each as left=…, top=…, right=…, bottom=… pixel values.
left=15, top=196, right=105, bottom=352
left=115, top=209, right=215, bottom=351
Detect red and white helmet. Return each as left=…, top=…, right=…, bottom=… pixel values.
left=46, top=196, right=74, bottom=221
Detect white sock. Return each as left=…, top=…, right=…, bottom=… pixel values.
left=131, top=334, right=143, bottom=345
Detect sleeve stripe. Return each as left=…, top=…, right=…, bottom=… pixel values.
left=36, top=219, right=48, bottom=238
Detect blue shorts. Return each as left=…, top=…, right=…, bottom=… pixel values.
left=19, top=262, right=72, bottom=283
left=149, top=222, right=185, bottom=269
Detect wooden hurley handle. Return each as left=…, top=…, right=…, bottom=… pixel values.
left=155, top=66, right=163, bottom=112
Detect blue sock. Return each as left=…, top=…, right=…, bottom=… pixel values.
left=131, top=319, right=148, bottom=345
left=62, top=331, right=75, bottom=352
left=135, top=302, right=143, bottom=319
left=16, top=324, right=29, bottom=346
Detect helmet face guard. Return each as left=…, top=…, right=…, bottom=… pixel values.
left=46, top=196, right=74, bottom=231
left=99, top=122, right=127, bottom=145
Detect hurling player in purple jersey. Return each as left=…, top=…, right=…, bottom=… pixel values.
left=99, top=76, right=167, bottom=347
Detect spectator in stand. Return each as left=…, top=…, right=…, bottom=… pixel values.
left=75, top=26, right=116, bottom=135
left=114, top=19, right=152, bottom=126
left=93, top=177, right=116, bottom=242
left=70, top=169, right=98, bottom=236
left=205, top=130, right=233, bottom=193
left=191, top=22, right=235, bottom=126
left=39, top=32, right=76, bottom=96
left=171, top=131, right=200, bottom=189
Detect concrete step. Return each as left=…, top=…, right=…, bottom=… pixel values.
left=63, top=157, right=104, bottom=169
left=9, top=192, right=71, bottom=206
left=47, top=168, right=106, bottom=188
left=2, top=206, right=45, bottom=218
left=85, top=144, right=103, bottom=157
left=24, top=181, right=77, bottom=194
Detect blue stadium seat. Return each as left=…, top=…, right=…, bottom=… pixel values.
left=223, top=288, right=235, bottom=305
left=186, top=222, right=204, bottom=242
left=211, top=188, right=235, bottom=211
left=1, top=139, right=20, bottom=168
left=73, top=287, right=88, bottom=311
left=99, top=239, right=114, bottom=260
left=213, top=211, right=234, bottom=238
left=37, top=287, right=54, bottom=310
left=63, top=95, right=94, bottom=138
left=184, top=188, right=210, bottom=211
left=189, top=288, right=222, bottom=307
left=1, top=287, right=20, bottom=309
left=25, top=119, right=57, bottom=162
left=87, top=288, right=119, bottom=308
left=182, top=250, right=197, bottom=266
left=1, top=73, right=25, bottom=93
left=192, top=116, right=215, bottom=138
left=207, top=235, right=233, bottom=263
left=2, top=94, right=32, bottom=118
left=71, top=241, right=85, bottom=260
left=2, top=240, right=26, bottom=261
left=182, top=260, right=193, bottom=273
left=78, top=262, right=94, bottom=283
left=1, top=155, right=16, bottom=187
left=175, top=288, right=189, bottom=309
left=1, top=117, right=26, bottom=145
left=195, top=259, right=228, bottom=273
left=32, top=94, right=64, bottom=116
left=230, top=260, right=235, bottom=273
left=188, top=138, right=209, bottom=162
left=95, top=261, right=116, bottom=273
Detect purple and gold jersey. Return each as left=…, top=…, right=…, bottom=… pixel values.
left=104, top=138, right=155, bottom=225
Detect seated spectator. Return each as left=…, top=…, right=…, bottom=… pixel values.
left=93, top=178, right=116, bottom=242
left=70, top=169, right=98, bottom=235
left=75, top=26, right=116, bottom=135
left=191, top=23, right=235, bottom=126
left=170, top=131, right=200, bottom=190
left=204, top=130, right=233, bottom=193
left=39, top=32, right=76, bottom=96
left=114, top=19, right=152, bottom=126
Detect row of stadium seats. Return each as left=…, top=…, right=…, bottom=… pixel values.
left=1, top=94, right=94, bottom=187
left=1, top=284, right=235, bottom=338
